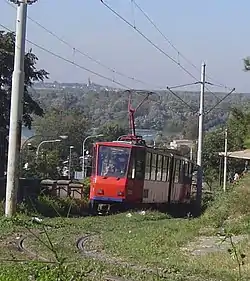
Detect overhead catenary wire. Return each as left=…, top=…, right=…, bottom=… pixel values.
left=205, top=88, right=236, bottom=115
left=0, top=23, right=235, bottom=116
left=5, top=0, right=230, bottom=110
left=24, top=2, right=225, bottom=96
left=0, top=13, right=235, bottom=115
left=100, top=0, right=200, bottom=82
left=7, top=0, right=223, bottom=98
left=0, top=23, right=128, bottom=89
left=132, top=0, right=231, bottom=90
left=0, top=22, right=198, bottom=112
left=168, top=82, right=200, bottom=90
left=4, top=0, right=161, bottom=90
left=101, top=0, right=233, bottom=102
left=4, top=0, right=236, bottom=115
left=6, top=0, right=233, bottom=98
left=166, top=87, right=197, bottom=111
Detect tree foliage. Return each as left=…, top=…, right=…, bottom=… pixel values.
left=97, top=122, right=128, bottom=142
left=182, top=116, right=198, bottom=140
left=22, top=149, right=61, bottom=179
left=243, top=57, right=250, bottom=71
left=34, top=108, right=89, bottom=157
left=0, top=31, right=48, bottom=129
left=203, top=106, right=250, bottom=186
left=0, top=31, right=48, bottom=176
left=31, top=86, right=250, bottom=138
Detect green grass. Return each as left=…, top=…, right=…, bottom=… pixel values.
left=1, top=176, right=250, bottom=280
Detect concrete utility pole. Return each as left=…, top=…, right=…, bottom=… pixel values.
left=223, top=128, right=228, bottom=192
left=196, top=62, right=206, bottom=207
left=5, top=1, right=28, bottom=217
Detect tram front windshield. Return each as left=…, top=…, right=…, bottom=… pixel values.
left=97, top=145, right=130, bottom=178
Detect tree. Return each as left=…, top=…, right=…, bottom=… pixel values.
left=22, top=148, right=61, bottom=179
left=243, top=57, right=250, bottom=71
left=182, top=116, right=198, bottom=140
left=34, top=108, right=89, bottom=158
left=97, top=122, right=128, bottom=142
left=203, top=107, right=250, bottom=187
left=0, top=31, right=49, bottom=177
left=227, top=107, right=250, bottom=149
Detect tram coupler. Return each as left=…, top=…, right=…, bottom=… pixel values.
left=97, top=203, right=111, bottom=215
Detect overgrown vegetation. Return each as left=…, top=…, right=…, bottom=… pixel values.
left=0, top=30, right=49, bottom=178
left=0, top=175, right=250, bottom=280
left=203, top=107, right=250, bottom=187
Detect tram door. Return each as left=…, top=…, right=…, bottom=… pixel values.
left=126, top=147, right=146, bottom=203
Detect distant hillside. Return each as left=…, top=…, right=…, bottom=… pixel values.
left=29, top=85, right=250, bottom=138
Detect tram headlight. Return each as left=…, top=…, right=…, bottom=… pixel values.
left=117, top=191, right=124, bottom=196
left=97, top=189, right=104, bottom=195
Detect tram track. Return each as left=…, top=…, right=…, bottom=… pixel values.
left=76, top=234, right=157, bottom=274
left=12, top=232, right=207, bottom=281
left=17, top=234, right=52, bottom=263
left=15, top=233, right=135, bottom=281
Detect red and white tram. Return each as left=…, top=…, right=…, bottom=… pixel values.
left=89, top=137, right=194, bottom=213
left=89, top=90, right=195, bottom=213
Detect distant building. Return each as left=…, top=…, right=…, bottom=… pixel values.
left=170, top=139, right=194, bottom=149
left=170, top=139, right=195, bottom=159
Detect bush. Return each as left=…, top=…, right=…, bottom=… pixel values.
left=201, top=177, right=250, bottom=229
left=81, top=177, right=90, bottom=200
left=14, top=195, right=88, bottom=218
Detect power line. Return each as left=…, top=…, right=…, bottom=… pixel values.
left=100, top=0, right=200, bottom=82
left=0, top=23, right=196, bottom=111
left=204, top=86, right=221, bottom=102
left=1, top=23, right=235, bottom=115
left=6, top=0, right=229, bottom=109
left=132, top=0, right=231, bottom=90
left=132, top=1, right=198, bottom=72
left=0, top=23, right=128, bottom=89
left=101, top=0, right=232, bottom=101
left=166, top=87, right=197, bottom=111
left=205, top=88, right=236, bottom=115
left=4, top=0, right=234, bottom=112
left=4, top=0, right=160, bottom=90
left=2, top=22, right=237, bottom=119
left=168, top=82, right=200, bottom=89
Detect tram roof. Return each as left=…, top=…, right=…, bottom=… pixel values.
left=95, top=141, right=144, bottom=148
left=95, top=141, right=193, bottom=160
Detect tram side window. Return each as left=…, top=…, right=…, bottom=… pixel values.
left=179, top=160, right=185, bottom=183
left=174, top=159, right=180, bottom=183
left=129, top=148, right=145, bottom=180
left=189, top=162, right=194, bottom=178
left=191, top=163, right=194, bottom=174
left=156, top=155, right=163, bottom=181
left=145, top=152, right=151, bottom=180
left=135, top=149, right=145, bottom=180
left=162, top=156, right=169, bottom=181
left=150, top=153, right=157, bottom=180
left=185, top=162, right=188, bottom=176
